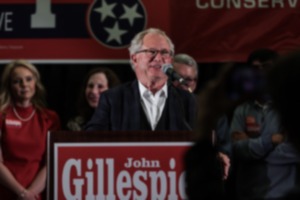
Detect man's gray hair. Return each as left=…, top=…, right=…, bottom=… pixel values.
left=128, top=28, right=175, bottom=70
left=173, top=53, right=198, bottom=74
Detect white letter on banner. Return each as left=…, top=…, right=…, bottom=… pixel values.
left=62, top=159, right=83, bottom=200
left=0, top=12, right=13, bottom=31
left=168, top=158, right=177, bottom=200
left=244, top=0, right=256, bottom=8
left=133, top=171, right=148, bottom=199
left=258, top=0, right=269, bottom=8
left=106, top=159, right=116, bottom=200
left=211, top=0, right=224, bottom=9
left=95, top=159, right=105, bottom=200
left=178, top=172, right=187, bottom=199
left=117, top=171, right=132, bottom=200
left=31, top=0, right=56, bottom=28
left=272, top=0, right=284, bottom=8
left=196, top=0, right=209, bottom=9
left=228, top=0, right=241, bottom=8
left=5, top=12, right=13, bottom=31
left=150, top=171, right=167, bottom=200
left=288, top=0, right=298, bottom=8
left=85, top=159, right=95, bottom=199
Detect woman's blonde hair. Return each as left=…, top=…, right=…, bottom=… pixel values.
left=0, top=60, right=46, bottom=112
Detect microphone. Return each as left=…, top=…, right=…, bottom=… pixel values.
left=162, top=64, right=187, bottom=86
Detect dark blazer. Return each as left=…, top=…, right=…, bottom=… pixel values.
left=85, top=80, right=196, bottom=131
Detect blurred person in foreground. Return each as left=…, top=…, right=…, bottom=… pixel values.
left=173, top=53, right=231, bottom=181
left=267, top=49, right=300, bottom=199
left=185, top=49, right=300, bottom=199
left=85, top=28, right=196, bottom=131
left=66, top=67, right=120, bottom=131
left=184, top=63, right=242, bottom=199
left=229, top=48, right=300, bottom=200
left=0, top=60, right=61, bottom=199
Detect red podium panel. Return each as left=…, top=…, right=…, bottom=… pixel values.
left=47, top=131, right=193, bottom=200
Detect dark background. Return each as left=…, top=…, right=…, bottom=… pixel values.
left=0, top=62, right=224, bottom=129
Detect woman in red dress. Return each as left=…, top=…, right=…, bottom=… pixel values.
left=0, top=60, right=60, bottom=200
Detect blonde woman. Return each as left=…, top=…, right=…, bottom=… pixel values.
left=0, top=60, right=60, bottom=200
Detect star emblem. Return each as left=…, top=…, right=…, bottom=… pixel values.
left=94, top=0, right=117, bottom=22
left=120, top=3, right=143, bottom=26
left=88, top=0, right=147, bottom=48
left=104, top=22, right=127, bottom=44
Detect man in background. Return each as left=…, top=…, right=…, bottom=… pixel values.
left=173, top=53, right=198, bottom=93
left=173, top=53, right=231, bottom=185
left=230, top=48, right=300, bottom=200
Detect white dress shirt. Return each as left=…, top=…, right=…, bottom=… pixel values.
left=138, top=81, right=168, bottom=130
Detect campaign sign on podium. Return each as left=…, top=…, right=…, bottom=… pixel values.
left=47, top=131, right=193, bottom=200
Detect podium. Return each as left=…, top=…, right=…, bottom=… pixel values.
left=47, top=131, right=193, bottom=200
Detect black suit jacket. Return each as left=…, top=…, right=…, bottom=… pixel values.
left=85, top=80, right=196, bottom=131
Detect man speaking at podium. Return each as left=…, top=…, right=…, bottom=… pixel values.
left=85, top=28, right=196, bottom=131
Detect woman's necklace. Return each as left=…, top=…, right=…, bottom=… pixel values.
left=13, top=107, right=36, bottom=122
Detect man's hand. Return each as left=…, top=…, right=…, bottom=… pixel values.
left=232, top=131, right=248, bottom=141
left=272, top=133, right=285, bottom=145
left=218, top=152, right=230, bottom=180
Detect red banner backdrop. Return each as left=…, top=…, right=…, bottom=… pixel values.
left=1, top=0, right=300, bottom=63
left=171, top=0, right=300, bottom=62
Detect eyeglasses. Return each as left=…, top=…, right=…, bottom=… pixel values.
left=184, top=77, right=198, bottom=83
left=252, top=63, right=273, bottom=70
left=135, top=49, right=173, bottom=59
